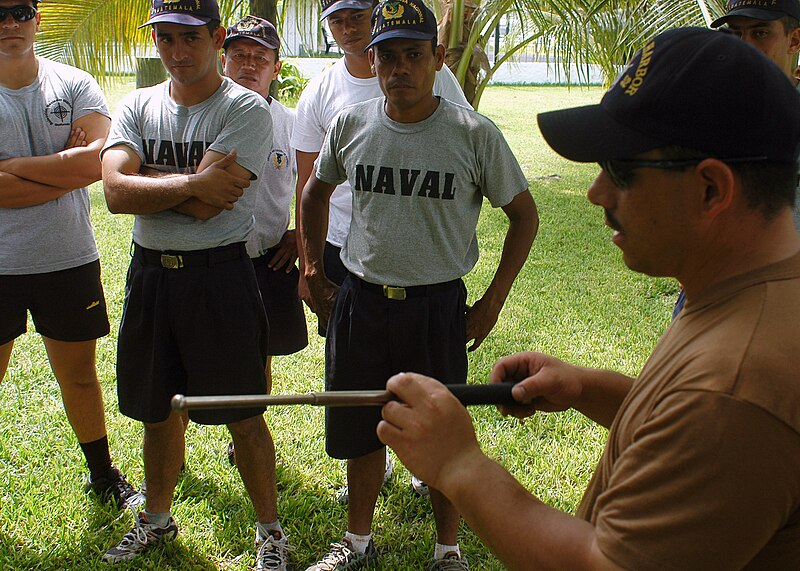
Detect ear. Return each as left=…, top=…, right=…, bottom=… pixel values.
left=273, top=59, right=283, bottom=82
left=435, top=43, right=445, bottom=72
left=789, top=27, right=800, bottom=56
left=694, top=159, right=736, bottom=220
left=212, top=25, right=226, bottom=50
left=368, top=46, right=376, bottom=73
left=151, top=28, right=157, bottom=47
left=35, top=10, right=41, bottom=32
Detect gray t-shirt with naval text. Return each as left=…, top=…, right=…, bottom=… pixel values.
left=0, top=58, right=109, bottom=275
left=316, top=97, right=529, bottom=286
left=102, top=78, right=272, bottom=251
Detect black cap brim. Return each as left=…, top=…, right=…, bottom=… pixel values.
left=537, top=104, right=667, bottom=163
left=223, top=35, right=280, bottom=51
left=320, top=0, right=374, bottom=20
left=139, top=13, right=212, bottom=28
left=710, top=7, right=785, bottom=28
left=365, top=29, right=436, bottom=51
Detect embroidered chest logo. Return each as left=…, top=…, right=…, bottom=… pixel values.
left=45, top=98, right=72, bottom=126
left=270, top=149, right=289, bottom=170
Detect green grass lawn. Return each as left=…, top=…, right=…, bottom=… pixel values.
left=0, top=82, right=677, bottom=570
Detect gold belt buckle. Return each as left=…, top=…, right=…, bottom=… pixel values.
left=160, top=254, right=184, bottom=269
left=383, top=285, right=406, bottom=301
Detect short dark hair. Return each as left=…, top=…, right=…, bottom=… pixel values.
left=206, top=20, right=220, bottom=36
left=660, top=146, right=797, bottom=220
left=781, top=15, right=800, bottom=33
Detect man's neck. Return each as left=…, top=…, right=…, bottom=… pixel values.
left=169, top=72, right=224, bottom=107
left=343, top=52, right=374, bottom=79
left=0, top=53, right=39, bottom=89
left=681, top=211, right=800, bottom=300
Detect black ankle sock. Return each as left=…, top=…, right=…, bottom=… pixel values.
left=80, top=436, right=113, bottom=481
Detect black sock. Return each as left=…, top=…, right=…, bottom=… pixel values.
left=79, top=436, right=112, bottom=481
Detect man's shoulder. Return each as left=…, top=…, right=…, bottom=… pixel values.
left=37, top=57, right=96, bottom=84
left=336, top=97, right=382, bottom=125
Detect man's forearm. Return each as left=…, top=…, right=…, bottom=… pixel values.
left=103, top=171, right=195, bottom=215
left=0, top=144, right=104, bottom=190
left=444, top=454, right=619, bottom=571
left=171, top=197, right=223, bottom=220
left=482, top=205, right=538, bottom=308
left=299, top=187, right=330, bottom=280
left=0, top=171, right=71, bottom=208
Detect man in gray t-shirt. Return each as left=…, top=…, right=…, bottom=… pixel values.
left=299, top=2, right=538, bottom=569
left=0, top=0, right=139, bottom=513
left=100, top=1, right=292, bottom=568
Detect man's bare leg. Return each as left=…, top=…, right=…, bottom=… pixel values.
left=228, top=415, right=277, bottom=523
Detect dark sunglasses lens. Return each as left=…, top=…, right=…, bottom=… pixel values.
left=602, top=160, right=631, bottom=188
left=2, top=6, right=37, bottom=21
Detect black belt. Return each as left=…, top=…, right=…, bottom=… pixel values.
left=134, top=242, right=247, bottom=269
left=351, top=274, right=461, bottom=301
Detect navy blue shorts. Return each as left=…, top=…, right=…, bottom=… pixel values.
left=317, top=242, right=349, bottom=337
left=252, top=250, right=308, bottom=356
left=117, top=243, right=269, bottom=425
left=325, top=273, right=468, bottom=459
left=0, top=260, right=109, bottom=345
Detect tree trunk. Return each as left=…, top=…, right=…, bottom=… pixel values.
left=136, top=57, right=167, bottom=88
left=438, top=0, right=484, bottom=105
left=249, top=0, right=277, bottom=25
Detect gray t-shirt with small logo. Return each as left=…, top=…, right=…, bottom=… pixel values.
left=0, top=58, right=109, bottom=275
left=316, top=97, right=529, bottom=286
left=103, top=78, right=272, bottom=251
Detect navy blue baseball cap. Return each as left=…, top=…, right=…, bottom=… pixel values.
left=366, top=0, right=437, bottom=50
left=140, top=0, right=221, bottom=28
left=320, top=0, right=374, bottom=20
left=537, top=27, right=800, bottom=163
left=711, top=0, right=800, bottom=28
left=224, top=15, right=281, bottom=51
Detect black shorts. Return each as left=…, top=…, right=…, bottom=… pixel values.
left=117, top=243, right=269, bottom=425
left=317, top=241, right=349, bottom=337
left=325, top=273, right=468, bottom=459
left=252, top=250, right=308, bottom=356
left=0, top=260, right=110, bottom=345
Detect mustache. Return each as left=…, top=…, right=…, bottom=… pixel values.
left=605, top=209, right=622, bottom=232
left=388, top=81, right=414, bottom=89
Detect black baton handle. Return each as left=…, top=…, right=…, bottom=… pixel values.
left=445, top=382, right=516, bottom=406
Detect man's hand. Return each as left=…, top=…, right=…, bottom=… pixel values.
left=465, top=296, right=503, bottom=352
left=298, top=273, right=314, bottom=311
left=490, top=352, right=583, bottom=419
left=306, top=275, right=339, bottom=331
left=64, top=127, right=88, bottom=149
left=378, top=373, right=487, bottom=492
left=268, top=230, right=299, bottom=273
left=188, top=150, right=250, bottom=209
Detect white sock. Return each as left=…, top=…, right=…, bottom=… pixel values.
left=434, top=543, right=460, bottom=559
left=344, top=531, right=372, bottom=553
left=143, top=510, right=171, bottom=528
left=256, top=520, right=284, bottom=540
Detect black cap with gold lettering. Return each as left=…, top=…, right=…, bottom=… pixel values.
left=537, top=27, right=800, bottom=163
left=711, top=0, right=800, bottom=28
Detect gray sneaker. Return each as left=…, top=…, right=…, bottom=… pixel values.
left=305, top=538, right=378, bottom=570
left=84, top=466, right=143, bottom=510
left=102, top=511, right=178, bottom=564
left=256, top=530, right=294, bottom=571
left=427, top=552, right=469, bottom=570
left=336, top=452, right=394, bottom=505
left=411, top=475, right=430, bottom=498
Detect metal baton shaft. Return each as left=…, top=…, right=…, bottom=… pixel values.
left=171, top=383, right=516, bottom=412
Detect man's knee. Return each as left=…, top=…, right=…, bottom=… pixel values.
left=227, top=415, right=267, bottom=442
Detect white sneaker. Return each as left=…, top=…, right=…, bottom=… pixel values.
left=102, top=511, right=178, bottom=563
left=255, top=530, right=294, bottom=571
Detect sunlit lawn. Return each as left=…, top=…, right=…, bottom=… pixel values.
left=0, top=80, right=677, bottom=570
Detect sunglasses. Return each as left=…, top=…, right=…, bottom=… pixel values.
left=0, top=5, right=37, bottom=22
left=598, top=156, right=768, bottom=189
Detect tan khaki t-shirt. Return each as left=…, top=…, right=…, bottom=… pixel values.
left=578, top=253, right=800, bottom=570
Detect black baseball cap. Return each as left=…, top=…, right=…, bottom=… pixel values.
left=366, top=0, right=437, bottom=50
left=140, top=0, right=221, bottom=28
left=711, top=0, right=800, bottom=28
left=320, top=0, right=374, bottom=20
left=223, top=15, right=281, bottom=51
left=537, top=27, right=800, bottom=163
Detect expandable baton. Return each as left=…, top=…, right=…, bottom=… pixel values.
left=171, top=383, right=516, bottom=412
